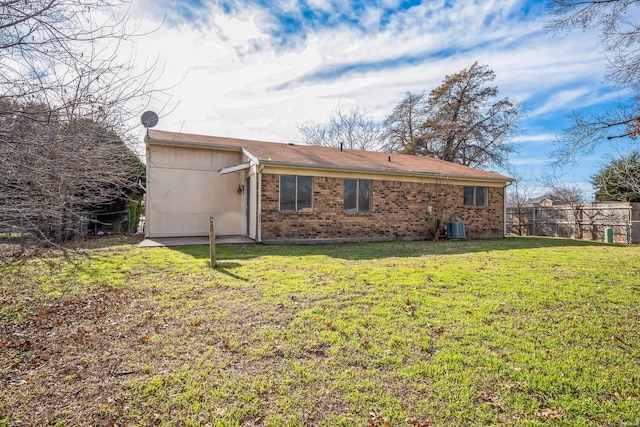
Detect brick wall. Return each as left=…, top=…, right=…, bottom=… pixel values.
left=260, top=173, right=505, bottom=242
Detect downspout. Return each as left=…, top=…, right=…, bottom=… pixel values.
left=257, top=164, right=264, bottom=243
left=504, top=184, right=507, bottom=237
left=504, top=182, right=512, bottom=238
left=145, top=137, right=151, bottom=238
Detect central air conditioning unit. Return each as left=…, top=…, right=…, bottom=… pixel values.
left=446, top=222, right=466, bottom=240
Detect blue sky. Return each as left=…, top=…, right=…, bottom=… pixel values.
left=131, top=0, right=634, bottom=198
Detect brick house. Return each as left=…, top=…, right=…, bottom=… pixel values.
left=145, top=129, right=513, bottom=243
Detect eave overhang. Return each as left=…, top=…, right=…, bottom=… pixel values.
left=146, top=137, right=244, bottom=153
left=219, top=162, right=251, bottom=175
left=146, top=136, right=513, bottom=184
left=259, top=160, right=514, bottom=184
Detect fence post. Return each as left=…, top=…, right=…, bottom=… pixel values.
left=20, top=216, right=25, bottom=249
left=209, top=216, right=216, bottom=268
left=627, top=221, right=631, bottom=245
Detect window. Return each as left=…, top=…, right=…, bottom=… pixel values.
left=463, top=186, right=488, bottom=206
left=280, top=175, right=313, bottom=211
left=344, top=179, right=372, bottom=212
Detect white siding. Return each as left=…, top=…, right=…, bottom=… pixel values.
left=147, top=145, right=245, bottom=237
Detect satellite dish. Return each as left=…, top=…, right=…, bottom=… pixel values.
left=141, top=111, right=159, bottom=128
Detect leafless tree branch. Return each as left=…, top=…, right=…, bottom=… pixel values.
left=548, top=0, right=640, bottom=163
left=0, top=0, right=165, bottom=244
left=298, top=105, right=383, bottom=151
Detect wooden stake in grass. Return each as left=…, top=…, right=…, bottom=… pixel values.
left=209, top=216, right=216, bottom=268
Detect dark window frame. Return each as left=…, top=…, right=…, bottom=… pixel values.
left=279, top=175, right=313, bottom=212
left=463, top=186, right=488, bottom=207
left=344, top=179, right=372, bottom=212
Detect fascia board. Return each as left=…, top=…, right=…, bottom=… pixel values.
left=219, top=162, right=251, bottom=175
left=261, top=161, right=513, bottom=184
left=241, top=148, right=260, bottom=164
left=147, top=138, right=244, bottom=153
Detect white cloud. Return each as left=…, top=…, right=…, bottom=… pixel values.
left=126, top=0, right=626, bottom=179
left=530, top=87, right=627, bottom=117
left=529, top=87, right=594, bottom=117
left=513, top=133, right=558, bottom=144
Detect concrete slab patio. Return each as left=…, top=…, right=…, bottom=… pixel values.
left=138, top=235, right=254, bottom=248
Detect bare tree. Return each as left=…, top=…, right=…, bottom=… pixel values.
left=298, top=106, right=383, bottom=150
left=0, top=0, right=156, bottom=123
left=548, top=0, right=640, bottom=162
left=548, top=0, right=640, bottom=90
left=0, top=0, right=161, bottom=245
left=0, top=105, right=144, bottom=243
left=506, top=174, right=537, bottom=236
left=393, top=62, right=521, bottom=169
left=382, top=91, right=428, bottom=153
left=545, top=178, right=587, bottom=239
left=550, top=106, right=638, bottom=162
left=549, top=183, right=585, bottom=206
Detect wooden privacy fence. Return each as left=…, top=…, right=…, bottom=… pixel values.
left=507, top=203, right=640, bottom=244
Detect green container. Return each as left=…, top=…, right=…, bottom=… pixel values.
left=604, top=227, right=614, bottom=244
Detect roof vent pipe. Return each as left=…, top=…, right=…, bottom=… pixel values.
left=340, top=143, right=343, bottom=152
left=388, top=156, right=391, bottom=162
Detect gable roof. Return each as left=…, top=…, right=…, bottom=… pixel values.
left=147, top=129, right=513, bottom=183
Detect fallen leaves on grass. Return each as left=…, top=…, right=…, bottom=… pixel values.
left=369, top=409, right=389, bottom=427
left=534, top=408, right=564, bottom=419
left=405, top=417, right=434, bottom=427
left=479, top=391, right=503, bottom=411
left=0, top=289, right=140, bottom=425
left=6, top=339, right=33, bottom=351
left=36, top=309, right=54, bottom=327
left=426, top=324, right=445, bottom=334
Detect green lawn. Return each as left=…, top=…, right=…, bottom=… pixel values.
left=1, top=237, right=639, bottom=426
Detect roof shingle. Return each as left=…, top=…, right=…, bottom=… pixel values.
left=147, top=129, right=513, bottom=182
